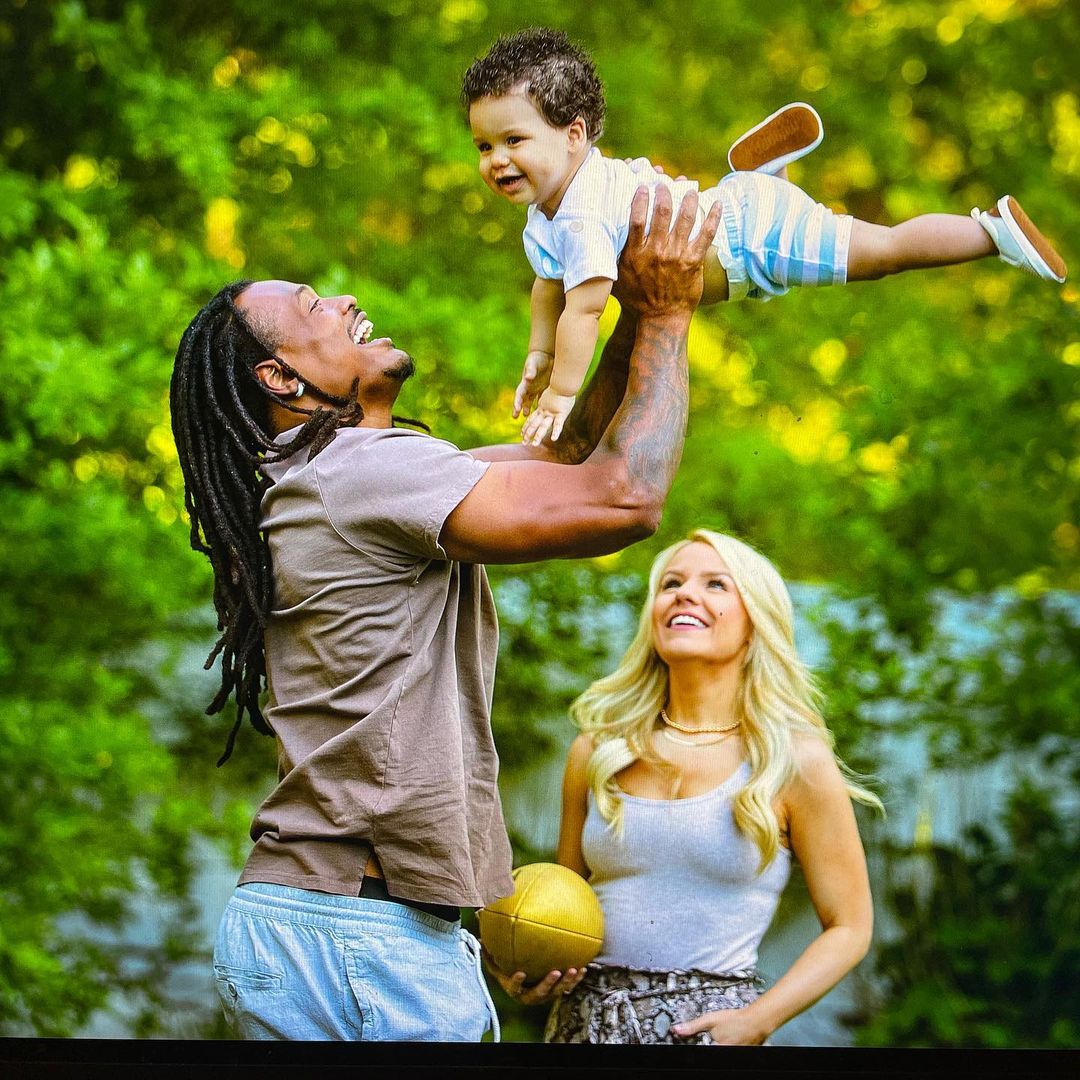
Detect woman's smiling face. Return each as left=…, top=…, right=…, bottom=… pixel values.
left=651, top=541, right=753, bottom=668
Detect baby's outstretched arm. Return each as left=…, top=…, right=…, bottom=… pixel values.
left=514, top=278, right=564, bottom=419
left=521, top=277, right=614, bottom=446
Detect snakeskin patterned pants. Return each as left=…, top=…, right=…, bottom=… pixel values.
left=544, top=963, right=765, bottom=1044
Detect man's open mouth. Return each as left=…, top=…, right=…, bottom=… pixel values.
left=350, top=311, right=374, bottom=345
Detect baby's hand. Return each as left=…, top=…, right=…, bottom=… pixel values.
left=513, top=350, right=555, bottom=419
left=521, top=387, right=577, bottom=446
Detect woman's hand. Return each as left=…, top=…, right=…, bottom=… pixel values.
left=672, top=1005, right=770, bottom=1045
left=481, top=948, right=586, bottom=1005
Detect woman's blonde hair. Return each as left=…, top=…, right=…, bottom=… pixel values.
left=571, top=528, right=883, bottom=871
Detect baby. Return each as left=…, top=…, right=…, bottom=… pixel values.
left=462, top=28, right=1068, bottom=446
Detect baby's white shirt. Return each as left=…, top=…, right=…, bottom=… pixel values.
left=522, top=147, right=710, bottom=291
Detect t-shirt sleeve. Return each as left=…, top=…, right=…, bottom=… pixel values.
left=560, top=215, right=621, bottom=291
left=316, top=429, right=490, bottom=566
left=523, top=223, right=562, bottom=280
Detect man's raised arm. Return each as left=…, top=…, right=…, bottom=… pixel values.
left=440, top=186, right=721, bottom=565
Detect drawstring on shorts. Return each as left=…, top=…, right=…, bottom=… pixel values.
left=458, top=926, right=501, bottom=1043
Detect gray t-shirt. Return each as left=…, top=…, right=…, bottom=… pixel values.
left=237, top=425, right=514, bottom=908
left=582, top=761, right=791, bottom=974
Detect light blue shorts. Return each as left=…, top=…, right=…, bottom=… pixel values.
left=708, top=171, right=853, bottom=302
left=213, top=882, right=500, bottom=1041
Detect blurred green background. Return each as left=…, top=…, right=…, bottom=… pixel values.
left=0, top=0, right=1077, bottom=1046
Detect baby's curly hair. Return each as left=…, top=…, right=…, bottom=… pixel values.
left=461, top=27, right=606, bottom=141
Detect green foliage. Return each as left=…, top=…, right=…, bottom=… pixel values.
left=0, top=0, right=1076, bottom=1041
left=490, top=564, right=641, bottom=768
left=855, top=781, right=1080, bottom=1048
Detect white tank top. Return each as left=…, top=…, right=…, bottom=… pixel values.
left=581, top=760, right=791, bottom=975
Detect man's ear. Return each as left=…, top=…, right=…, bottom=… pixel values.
left=253, top=359, right=300, bottom=398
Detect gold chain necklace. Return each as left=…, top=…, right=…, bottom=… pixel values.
left=659, top=708, right=740, bottom=736
left=659, top=727, right=738, bottom=749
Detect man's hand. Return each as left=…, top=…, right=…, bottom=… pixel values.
left=513, top=349, right=554, bottom=419
left=521, top=387, right=577, bottom=445
left=482, top=948, right=587, bottom=1006
left=612, top=184, right=722, bottom=318
left=440, top=184, right=709, bottom=564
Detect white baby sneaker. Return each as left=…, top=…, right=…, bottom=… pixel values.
left=727, top=102, right=824, bottom=175
left=970, top=195, right=1067, bottom=283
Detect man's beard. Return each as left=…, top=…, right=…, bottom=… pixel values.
left=385, top=352, right=416, bottom=383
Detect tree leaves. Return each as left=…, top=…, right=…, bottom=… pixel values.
left=0, top=0, right=1076, bottom=1040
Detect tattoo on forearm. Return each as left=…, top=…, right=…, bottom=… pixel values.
left=604, top=319, right=689, bottom=497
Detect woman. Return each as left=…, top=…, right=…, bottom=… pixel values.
left=526, top=528, right=882, bottom=1043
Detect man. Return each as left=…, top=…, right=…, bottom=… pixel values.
left=170, top=186, right=720, bottom=1040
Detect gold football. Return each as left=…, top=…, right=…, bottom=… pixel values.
left=478, top=862, right=604, bottom=984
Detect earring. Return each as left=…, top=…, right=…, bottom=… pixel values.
left=294, top=381, right=305, bottom=398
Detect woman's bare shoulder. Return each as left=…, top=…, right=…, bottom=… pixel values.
left=570, top=731, right=596, bottom=751
left=567, top=732, right=597, bottom=768
left=786, top=731, right=846, bottom=796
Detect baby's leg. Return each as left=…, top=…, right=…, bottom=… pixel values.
left=847, top=215, right=995, bottom=281
left=722, top=173, right=1066, bottom=295
left=701, top=248, right=730, bottom=304
left=714, top=172, right=853, bottom=300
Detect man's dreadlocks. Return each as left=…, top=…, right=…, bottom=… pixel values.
left=169, top=281, right=368, bottom=765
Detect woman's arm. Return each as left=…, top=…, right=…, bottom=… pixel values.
left=555, top=733, right=594, bottom=879
left=673, top=736, right=874, bottom=1045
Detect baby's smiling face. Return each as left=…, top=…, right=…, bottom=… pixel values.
left=469, top=90, right=588, bottom=217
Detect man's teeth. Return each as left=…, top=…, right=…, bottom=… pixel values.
left=670, top=615, right=706, bottom=628
left=352, top=318, right=373, bottom=344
